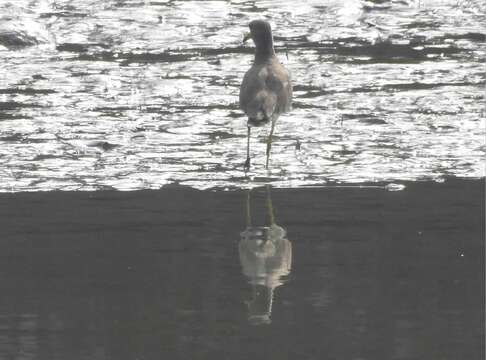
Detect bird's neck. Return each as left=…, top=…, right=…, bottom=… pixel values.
left=254, top=37, right=275, bottom=63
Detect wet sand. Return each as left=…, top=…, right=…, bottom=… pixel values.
left=0, top=178, right=484, bottom=360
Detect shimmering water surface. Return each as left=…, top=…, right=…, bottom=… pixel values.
left=0, top=0, right=485, bottom=191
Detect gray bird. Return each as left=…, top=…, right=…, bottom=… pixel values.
left=239, top=20, right=293, bottom=169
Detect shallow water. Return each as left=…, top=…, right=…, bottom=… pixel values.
left=0, top=0, right=485, bottom=190
left=0, top=180, right=483, bottom=359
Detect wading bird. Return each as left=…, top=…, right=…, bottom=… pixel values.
left=240, top=20, right=293, bottom=169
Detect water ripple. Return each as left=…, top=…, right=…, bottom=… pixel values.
left=0, top=0, right=484, bottom=191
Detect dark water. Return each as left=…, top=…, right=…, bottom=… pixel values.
left=0, top=1, right=484, bottom=359
left=0, top=0, right=485, bottom=191
left=0, top=180, right=483, bottom=359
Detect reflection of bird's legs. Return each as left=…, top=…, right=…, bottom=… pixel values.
left=246, top=188, right=252, bottom=227
left=266, top=116, right=277, bottom=169
left=265, top=184, right=275, bottom=226
left=244, top=126, right=251, bottom=170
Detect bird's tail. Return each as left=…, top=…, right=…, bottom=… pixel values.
left=248, top=111, right=270, bottom=127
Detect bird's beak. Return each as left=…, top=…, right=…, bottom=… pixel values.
left=243, top=32, right=252, bottom=43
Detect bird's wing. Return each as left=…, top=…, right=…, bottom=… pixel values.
left=239, top=67, right=257, bottom=113
left=240, top=65, right=272, bottom=120
left=240, top=62, right=292, bottom=121
left=266, top=61, right=292, bottom=115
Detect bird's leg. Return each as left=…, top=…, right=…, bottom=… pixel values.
left=265, top=184, right=275, bottom=226
left=265, top=116, right=277, bottom=169
left=244, top=126, right=251, bottom=170
left=246, top=188, right=252, bottom=227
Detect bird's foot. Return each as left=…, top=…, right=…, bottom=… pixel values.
left=295, top=139, right=301, bottom=151
left=244, top=157, right=251, bottom=171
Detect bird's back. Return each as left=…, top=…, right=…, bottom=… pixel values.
left=240, top=57, right=292, bottom=126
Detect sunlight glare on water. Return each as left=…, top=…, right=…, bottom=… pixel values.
left=0, top=0, right=484, bottom=191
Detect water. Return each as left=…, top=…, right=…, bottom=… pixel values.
left=0, top=0, right=485, bottom=191
left=1, top=3, right=483, bottom=358
left=0, top=181, right=483, bottom=359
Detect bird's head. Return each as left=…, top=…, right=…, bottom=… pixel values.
left=243, top=20, right=273, bottom=50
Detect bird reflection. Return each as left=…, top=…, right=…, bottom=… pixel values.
left=239, top=185, right=292, bottom=325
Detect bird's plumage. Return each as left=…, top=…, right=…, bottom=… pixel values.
left=239, top=20, right=292, bottom=126
left=240, top=58, right=292, bottom=126
left=239, top=20, right=292, bottom=169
